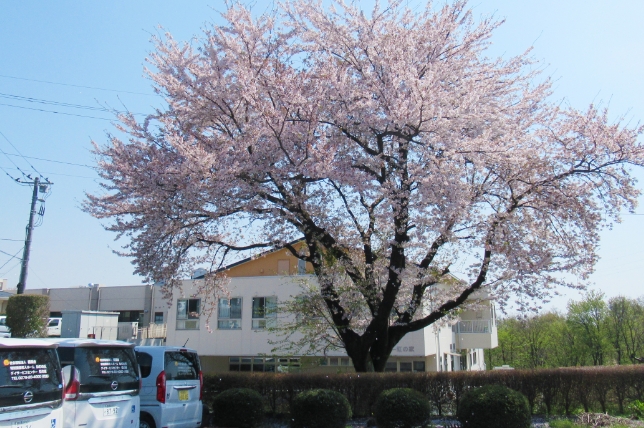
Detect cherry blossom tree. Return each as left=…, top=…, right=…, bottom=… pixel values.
left=86, top=0, right=644, bottom=372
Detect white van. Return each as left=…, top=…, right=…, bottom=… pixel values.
left=134, top=346, right=202, bottom=428
left=46, top=338, right=140, bottom=428
left=47, top=318, right=62, bottom=337
left=0, top=338, right=64, bottom=428
left=0, top=316, right=11, bottom=338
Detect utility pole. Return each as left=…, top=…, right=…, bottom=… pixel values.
left=16, top=176, right=52, bottom=294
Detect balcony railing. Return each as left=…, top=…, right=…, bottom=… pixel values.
left=138, top=323, right=167, bottom=339
left=453, top=320, right=492, bottom=334
left=117, top=322, right=139, bottom=340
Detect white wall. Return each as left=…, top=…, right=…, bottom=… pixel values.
left=166, top=276, right=456, bottom=360
left=166, top=276, right=310, bottom=356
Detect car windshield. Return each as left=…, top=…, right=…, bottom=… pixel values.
left=58, top=346, right=139, bottom=394
left=0, top=348, right=62, bottom=407
left=164, top=351, right=200, bottom=381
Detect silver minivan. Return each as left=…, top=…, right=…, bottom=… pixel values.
left=46, top=338, right=140, bottom=428
left=134, top=346, right=202, bottom=428
left=0, top=338, right=64, bottom=428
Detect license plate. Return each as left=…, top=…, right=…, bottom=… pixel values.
left=179, top=389, right=189, bottom=401
left=103, top=406, right=119, bottom=417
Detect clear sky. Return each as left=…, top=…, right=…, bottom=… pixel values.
left=0, top=1, right=642, bottom=313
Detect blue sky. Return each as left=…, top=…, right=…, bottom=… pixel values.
left=0, top=1, right=642, bottom=312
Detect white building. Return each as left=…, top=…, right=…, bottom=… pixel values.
left=9, top=245, right=498, bottom=374
left=163, top=245, right=498, bottom=374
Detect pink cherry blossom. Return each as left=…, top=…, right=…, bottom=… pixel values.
left=85, top=0, right=644, bottom=371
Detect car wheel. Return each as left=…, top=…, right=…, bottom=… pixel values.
left=140, top=414, right=156, bottom=428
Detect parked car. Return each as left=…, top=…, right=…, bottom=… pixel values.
left=0, top=315, right=11, bottom=338
left=0, top=338, right=64, bottom=428
left=45, top=338, right=140, bottom=428
left=47, top=318, right=62, bottom=337
left=135, top=346, right=203, bottom=428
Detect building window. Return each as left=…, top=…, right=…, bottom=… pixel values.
left=252, top=297, right=277, bottom=329
left=118, top=311, right=143, bottom=323
left=229, top=356, right=290, bottom=373
left=154, top=312, right=164, bottom=323
left=177, top=299, right=200, bottom=330
left=399, top=362, right=412, bottom=372
left=277, top=357, right=300, bottom=372
left=297, top=259, right=306, bottom=274
left=413, top=361, right=425, bottom=372
left=277, top=259, right=290, bottom=275
left=218, top=298, right=242, bottom=329
left=384, top=361, right=397, bottom=372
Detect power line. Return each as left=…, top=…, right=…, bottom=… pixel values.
left=0, top=260, right=22, bottom=277
left=3, top=153, right=95, bottom=169
left=1, top=165, right=96, bottom=180
left=0, top=92, right=111, bottom=112
left=0, top=92, right=147, bottom=116
left=0, top=164, right=21, bottom=182
left=0, top=248, right=22, bottom=272
left=0, top=130, right=44, bottom=177
left=0, top=102, right=114, bottom=121
left=0, top=146, right=30, bottom=180
left=0, top=239, right=22, bottom=242
left=0, top=249, right=21, bottom=260
left=0, top=73, right=159, bottom=97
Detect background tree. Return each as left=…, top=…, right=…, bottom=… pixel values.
left=607, top=296, right=644, bottom=364
left=492, top=295, right=644, bottom=368
left=520, top=312, right=560, bottom=369
left=86, top=0, right=644, bottom=372
left=549, top=314, right=587, bottom=367
left=567, top=291, right=610, bottom=366
left=486, top=317, right=522, bottom=368
left=487, top=312, right=565, bottom=369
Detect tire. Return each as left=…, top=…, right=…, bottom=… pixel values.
left=140, top=413, right=156, bottom=428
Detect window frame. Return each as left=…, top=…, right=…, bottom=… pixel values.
left=177, top=298, right=201, bottom=330
left=252, top=296, right=277, bottom=329
left=218, top=297, right=242, bottom=330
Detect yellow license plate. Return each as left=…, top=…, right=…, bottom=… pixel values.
left=179, top=389, right=189, bottom=401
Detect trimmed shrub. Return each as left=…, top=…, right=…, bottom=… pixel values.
left=374, top=388, right=430, bottom=428
left=6, top=294, right=49, bottom=337
left=212, top=388, right=264, bottom=428
left=457, top=384, right=531, bottom=428
left=291, top=389, right=352, bottom=428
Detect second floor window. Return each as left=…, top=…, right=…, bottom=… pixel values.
left=252, top=296, right=277, bottom=329
left=177, top=299, right=200, bottom=330
left=218, top=298, right=242, bottom=329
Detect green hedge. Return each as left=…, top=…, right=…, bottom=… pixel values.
left=375, top=388, right=430, bottom=428
left=203, top=365, right=644, bottom=418
left=291, top=389, right=352, bottom=428
left=6, top=294, right=49, bottom=338
left=212, top=388, right=264, bottom=428
left=457, top=384, right=531, bottom=428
